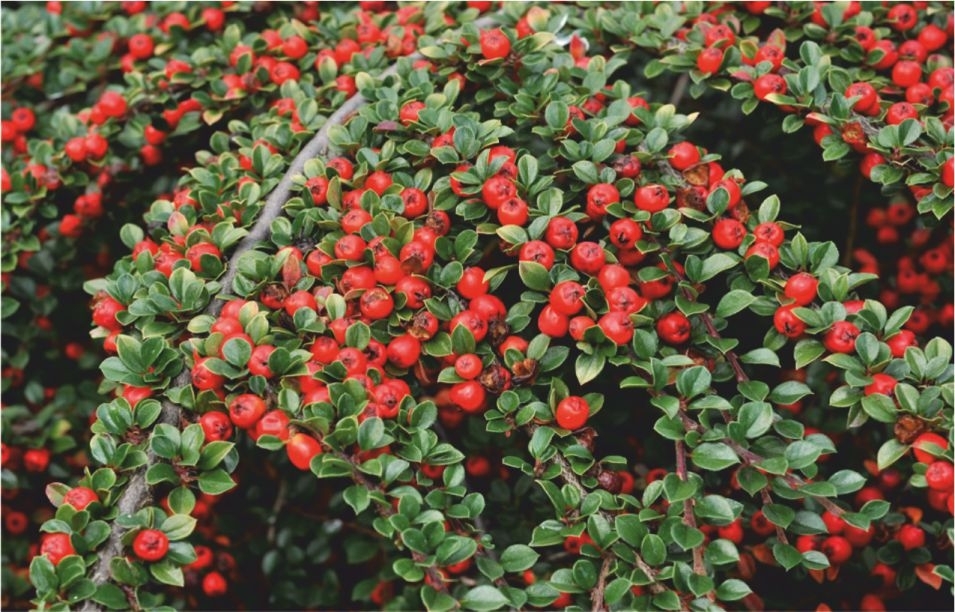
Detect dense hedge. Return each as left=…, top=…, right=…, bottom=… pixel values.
left=2, top=2, right=952, bottom=611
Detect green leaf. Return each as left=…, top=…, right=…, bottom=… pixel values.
left=92, top=584, right=129, bottom=610
left=641, top=534, right=667, bottom=566
left=876, top=439, right=909, bottom=471
left=500, top=544, right=539, bottom=573
left=676, top=366, right=711, bottom=399
left=861, top=394, right=897, bottom=423
left=691, top=443, right=739, bottom=471
left=461, top=585, right=510, bottom=611
left=197, top=469, right=236, bottom=495
left=716, top=578, right=752, bottom=602
left=716, top=290, right=756, bottom=318
left=343, top=485, right=370, bottom=514
left=160, top=514, right=196, bottom=541
left=358, top=417, right=386, bottom=450
left=773, top=542, right=802, bottom=571
left=740, top=348, right=780, bottom=367
left=615, top=514, right=647, bottom=547
left=575, top=353, right=605, bottom=386
left=150, top=560, right=184, bottom=586
left=30, top=556, right=59, bottom=594
left=519, top=261, right=551, bottom=292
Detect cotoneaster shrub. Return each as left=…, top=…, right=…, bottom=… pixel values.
left=1, top=1, right=952, bottom=611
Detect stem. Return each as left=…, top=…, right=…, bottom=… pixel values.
left=327, top=446, right=453, bottom=597
left=590, top=554, right=614, bottom=612
left=675, top=440, right=707, bottom=580
left=78, top=15, right=502, bottom=600
left=841, top=174, right=863, bottom=267
left=526, top=424, right=665, bottom=595
left=727, top=440, right=846, bottom=516
left=760, top=488, right=790, bottom=545
left=266, top=478, right=288, bottom=546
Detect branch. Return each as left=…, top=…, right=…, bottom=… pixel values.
left=675, top=440, right=707, bottom=581
left=80, top=22, right=479, bottom=602
left=526, top=424, right=665, bottom=595
left=327, top=446, right=452, bottom=598
left=590, top=554, right=614, bottom=612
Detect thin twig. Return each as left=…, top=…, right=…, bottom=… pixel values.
left=841, top=174, right=863, bottom=267
left=675, top=440, right=707, bottom=581
left=526, top=424, right=665, bottom=595
left=266, top=478, right=288, bottom=545
left=590, top=554, right=614, bottom=612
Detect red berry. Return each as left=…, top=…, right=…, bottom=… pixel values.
left=634, top=183, right=670, bottom=213
left=40, top=533, right=75, bottom=566
left=712, top=218, right=746, bottom=250
left=696, top=47, right=723, bottom=74
left=63, top=486, right=98, bottom=510
left=821, top=536, right=853, bottom=564
left=895, top=524, right=925, bottom=550
left=784, top=272, right=818, bottom=306
left=450, top=381, right=486, bottom=414
left=132, top=529, right=169, bottom=562
left=823, top=320, right=860, bottom=354
left=864, top=373, right=897, bottom=396
left=753, top=73, right=787, bottom=101
left=228, top=394, right=267, bottom=429
left=925, top=461, right=954, bottom=491
left=773, top=305, right=806, bottom=338
left=668, top=142, right=700, bottom=171
left=913, top=432, right=949, bottom=463
left=656, top=311, right=691, bottom=345
left=287, top=433, right=322, bottom=470
left=555, top=396, right=590, bottom=430
left=479, top=28, right=510, bottom=60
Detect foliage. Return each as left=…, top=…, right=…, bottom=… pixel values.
left=2, top=2, right=953, bottom=611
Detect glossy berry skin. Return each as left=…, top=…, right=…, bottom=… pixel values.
left=864, top=373, right=897, bottom=396
left=569, top=242, right=605, bottom=275
left=745, top=241, right=780, bottom=269
left=823, top=320, right=859, bottom=354
left=200, top=411, right=234, bottom=442
left=228, top=394, right=267, bottom=429
left=598, top=311, right=634, bottom=345
left=585, top=183, right=619, bottom=220
left=454, top=354, right=483, bottom=380
left=656, top=311, right=691, bottom=345
left=132, top=529, right=169, bottom=562
left=40, top=533, right=75, bottom=566
left=784, top=272, right=818, bottom=306
left=821, top=536, right=853, bottom=564
left=886, top=330, right=917, bottom=358
left=912, top=432, right=949, bottom=463
left=555, top=396, right=589, bottom=430
left=696, top=47, right=723, bottom=74
left=712, top=218, right=746, bottom=250
left=549, top=281, right=586, bottom=316
left=773, top=305, right=806, bottom=338
left=386, top=334, right=421, bottom=369
left=925, top=460, right=954, bottom=491
left=668, top=142, right=700, bottom=170
left=63, top=486, right=98, bottom=510
left=895, top=524, right=925, bottom=550
left=634, top=184, right=670, bottom=212
left=287, top=433, right=322, bottom=470
left=538, top=305, right=569, bottom=338
left=479, top=28, right=510, bottom=60
left=753, top=73, right=787, bottom=101
left=450, top=381, right=486, bottom=414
